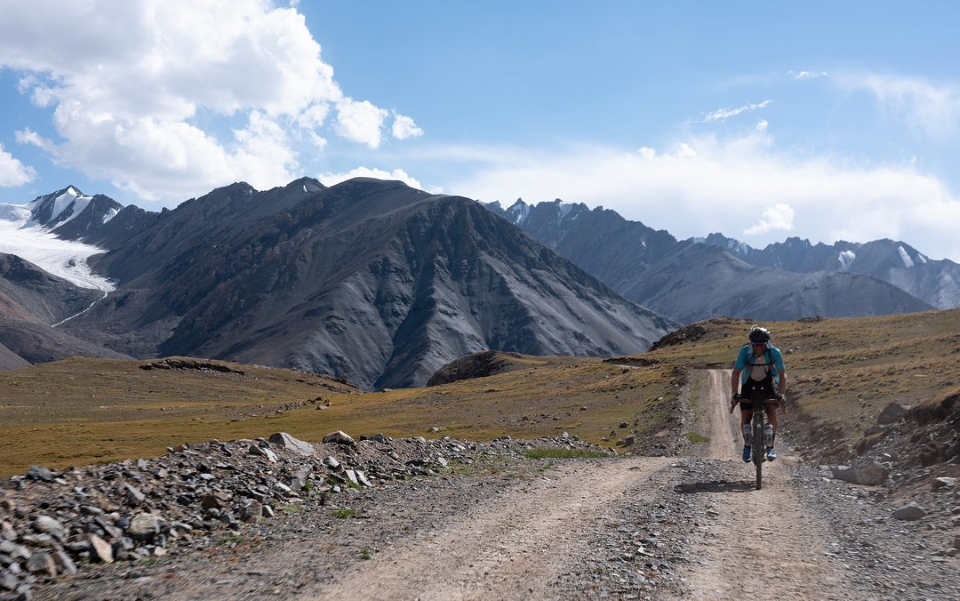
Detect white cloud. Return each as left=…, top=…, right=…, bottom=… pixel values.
left=789, top=70, right=829, bottom=80
left=0, top=142, right=36, bottom=186
left=845, top=74, right=960, bottom=138
left=318, top=166, right=426, bottom=190
left=15, top=129, right=53, bottom=152
left=392, top=113, right=424, bottom=140
left=0, top=0, right=417, bottom=202
left=744, top=203, right=795, bottom=235
left=446, top=128, right=960, bottom=262
left=335, top=99, right=389, bottom=148
left=702, top=100, right=772, bottom=123
left=755, top=120, right=768, bottom=132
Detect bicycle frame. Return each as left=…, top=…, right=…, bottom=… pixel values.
left=749, top=389, right=774, bottom=490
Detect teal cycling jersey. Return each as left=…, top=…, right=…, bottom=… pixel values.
left=734, top=344, right=785, bottom=385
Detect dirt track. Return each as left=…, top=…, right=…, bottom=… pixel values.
left=672, top=370, right=856, bottom=600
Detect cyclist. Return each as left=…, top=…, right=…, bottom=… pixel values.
left=731, top=325, right=786, bottom=462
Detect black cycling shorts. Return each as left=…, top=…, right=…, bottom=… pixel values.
left=739, top=377, right=778, bottom=411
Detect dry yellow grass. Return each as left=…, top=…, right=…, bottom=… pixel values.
left=0, top=355, right=679, bottom=477
left=7, top=308, right=956, bottom=476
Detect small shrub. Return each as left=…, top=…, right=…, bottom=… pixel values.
left=334, top=508, right=358, bottom=519
left=359, top=548, right=371, bottom=560
left=686, top=432, right=710, bottom=443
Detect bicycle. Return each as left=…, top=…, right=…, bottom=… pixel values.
left=730, top=389, right=780, bottom=490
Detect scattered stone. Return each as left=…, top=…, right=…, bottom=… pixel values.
left=893, top=503, right=926, bottom=521
left=127, top=514, right=162, bottom=541
left=26, top=551, right=56, bottom=577
left=26, top=466, right=55, bottom=482
left=268, top=432, right=315, bottom=456
left=322, top=431, right=356, bottom=446
left=830, top=460, right=889, bottom=486
left=123, top=483, right=146, bottom=507
left=261, top=505, right=275, bottom=518
left=242, top=501, right=262, bottom=524
left=932, top=477, right=957, bottom=490
left=32, top=516, right=64, bottom=538
left=323, top=456, right=341, bottom=470
left=87, top=534, right=114, bottom=563
left=877, top=402, right=909, bottom=424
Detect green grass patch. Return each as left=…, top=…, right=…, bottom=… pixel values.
left=523, top=448, right=608, bottom=459
left=359, top=548, right=371, bottom=560
left=686, top=431, right=710, bottom=443
left=334, top=508, right=358, bottom=519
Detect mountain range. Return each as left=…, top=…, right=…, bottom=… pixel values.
left=0, top=180, right=675, bottom=388
left=0, top=179, right=952, bottom=386
left=485, top=199, right=938, bottom=322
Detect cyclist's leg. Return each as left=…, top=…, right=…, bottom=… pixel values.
left=765, top=401, right=779, bottom=435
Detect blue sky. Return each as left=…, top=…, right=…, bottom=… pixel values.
left=1, top=1, right=960, bottom=260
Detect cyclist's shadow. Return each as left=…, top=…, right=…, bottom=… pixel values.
left=674, top=480, right=755, bottom=494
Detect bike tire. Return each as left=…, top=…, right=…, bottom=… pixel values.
left=751, top=397, right=765, bottom=491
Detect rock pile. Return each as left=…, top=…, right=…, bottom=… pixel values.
left=0, top=432, right=605, bottom=599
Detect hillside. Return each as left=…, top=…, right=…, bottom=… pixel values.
left=487, top=199, right=940, bottom=322
left=62, top=178, right=675, bottom=389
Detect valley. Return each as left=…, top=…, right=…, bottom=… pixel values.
left=1, top=310, right=958, bottom=599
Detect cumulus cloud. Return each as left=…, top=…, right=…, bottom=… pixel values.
left=335, top=99, right=390, bottom=148
left=318, top=166, right=426, bottom=190
left=0, top=0, right=418, bottom=202
left=701, top=100, right=772, bottom=123
left=744, top=203, right=795, bottom=235
left=447, top=128, right=960, bottom=261
left=0, top=142, right=36, bottom=186
left=392, top=114, right=424, bottom=140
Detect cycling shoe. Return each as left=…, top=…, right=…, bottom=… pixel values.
left=766, top=447, right=777, bottom=461
left=742, top=445, right=751, bottom=462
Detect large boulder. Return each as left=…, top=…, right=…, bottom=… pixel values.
left=893, top=503, right=926, bottom=521
left=831, top=460, right=889, bottom=486
left=322, top=431, right=356, bottom=446
left=268, top=432, right=315, bottom=456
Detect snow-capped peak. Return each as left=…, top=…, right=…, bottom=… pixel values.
left=0, top=187, right=115, bottom=292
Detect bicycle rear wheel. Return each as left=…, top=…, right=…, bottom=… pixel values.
left=752, top=411, right=764, bottom=490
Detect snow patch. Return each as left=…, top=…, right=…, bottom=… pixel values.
left=838, top=250, right=856, bottom=271
left=0, top=203, right=114, bottom=292
left=898, top=245, right=914, bottom=268
left=917, top=253, right=928, bottom=264
left=558, top=202, right=574, bottom=222
left=102, top=208, right=119, bottom=224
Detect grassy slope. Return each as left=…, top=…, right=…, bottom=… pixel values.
left=645, top=309, right=960, bottom=460
left=0, top=355, right=680, bottom=477
left=6, top=308, right=956, bottom=476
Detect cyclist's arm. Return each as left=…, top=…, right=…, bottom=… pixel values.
left=777, top=370, right=787, bottom=397
left=730, top=368, right=742, bottom=398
